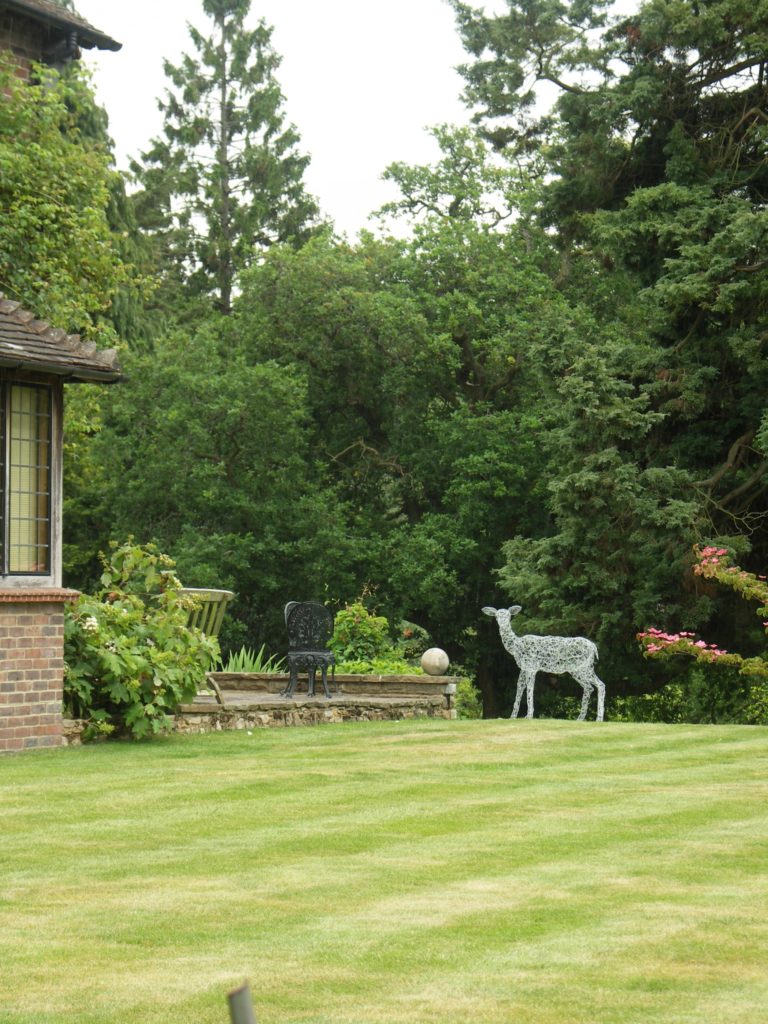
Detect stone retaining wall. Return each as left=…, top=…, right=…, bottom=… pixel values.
left=62, top=674, right=458, bottom=744
left=175, top=697, right=453, bottom=734
left=177, top=673, right=457, bottom=734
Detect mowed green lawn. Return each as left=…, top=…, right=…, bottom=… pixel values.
left=1, top=719, right=767, bottom=1024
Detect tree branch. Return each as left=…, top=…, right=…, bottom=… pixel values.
left=719, top=460, right=768, bottom=508
left=697, top=56, right=766, bottom=89
left=534, top=49, right=585, bottom=96
left=540, top=73, right=586, bottom=95
left=330, top=439, right=406, bottom=477
left=733, top=259, right=768, bottom=274
left=730, top=106, right=768, bottom=134
left=693, top=429, right=755, bottom=490
left=673, top=310, right=704, bottom=353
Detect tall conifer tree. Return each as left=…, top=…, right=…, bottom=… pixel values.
left=133, top=0, right=320, bottom=314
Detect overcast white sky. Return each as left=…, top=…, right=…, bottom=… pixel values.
left=73, top=0, right=506, bottom=237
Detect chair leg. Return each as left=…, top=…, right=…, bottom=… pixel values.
left=205, top=673, right=225, bottom=706
left=281, top=664, right=298, bottom=699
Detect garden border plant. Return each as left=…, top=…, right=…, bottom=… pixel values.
left=220, top=643, right=286, bottom=674
left=328, top=600, right=482, bottom=717
left=330, top=601, right=425, bottom=674
left=637, top=545, right=768, bottom=723
left=64, top=540, right=219, bottom=739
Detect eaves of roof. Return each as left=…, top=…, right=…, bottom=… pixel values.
left=1, top=0, right=121, bottom=52
left=0, top=294, right=122, bottom=383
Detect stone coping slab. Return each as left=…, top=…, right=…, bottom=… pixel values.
left=0, top=587, right=79, bottom=603
left=208, top=671, right=458, bottom=697
left=180, top=691, right=448, bottom=712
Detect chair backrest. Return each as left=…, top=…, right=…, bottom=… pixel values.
left=181, top=588, right=234, bottom=638
left=285, top=601, right=334, bottom=651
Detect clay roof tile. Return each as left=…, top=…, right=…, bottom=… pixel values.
left=0, top=294, right=122, bottom=382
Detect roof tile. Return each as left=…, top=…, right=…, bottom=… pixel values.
left=0, top=294, right=122, bottom=382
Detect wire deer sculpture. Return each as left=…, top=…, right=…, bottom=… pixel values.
left=483, top=606, right=605, bottom=721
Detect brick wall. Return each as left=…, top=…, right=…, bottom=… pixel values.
left=0, top=11, right=44, bottom=80
left=0, top=590, right=78, bottom=753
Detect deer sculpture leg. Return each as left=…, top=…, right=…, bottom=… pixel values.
left=511, top=674, right=526, bottom=718
left=594, top=675, right=606, bottom=722
left=575, top=678, right=594, bottom=721
left=571, top=668, right=606, bottom=722
left=511, top=668, right=536, bottom=719
left=524, top=671, right=536, bottom=718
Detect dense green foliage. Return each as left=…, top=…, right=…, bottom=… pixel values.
left=330, top=601, right=426, bottom=673
left=445, top=0, right=768, bottom=708
left=64, top=541, right=218, bottom=738
left=0, top=58, right=152, bottom=588
left=87, top=323, right=353, bottom=650
left=331, top=603, right=393, bottom=664
left=229, top=221, right=576, bottom=711
left=0, top=60, right=131, bottom=339
left=7, top=0, right=767, bottom=721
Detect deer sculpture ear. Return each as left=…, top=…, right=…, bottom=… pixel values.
left=481, top=606, right=497, bottom=617
left=508, top=605, right=522, bottom=617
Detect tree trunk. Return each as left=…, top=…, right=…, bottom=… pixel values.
left=217, top=14, right=233, bottom=315
left=475, top=661, right=501, bottom=718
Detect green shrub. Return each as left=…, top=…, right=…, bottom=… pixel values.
left=535, top=680, right=688, bottom=724
left=398, top=620, right=431, bottom=660
left=331, top=602, right=391, bottom=662
left=336, top=655, right=423, bottom=675
left=527, top=686, right=581, bottom=720
left=330, top=602, right=432, bottom=674
left=607, top=670, right=768, bottom=725
left=744, top=682, right=768, bottom=724
left=608, top=685, right=687, bottom=724
left=455, top=676, right=483, bottom=719
left=64, top=541, right=219, bottom=739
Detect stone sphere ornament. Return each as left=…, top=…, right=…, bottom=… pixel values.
left=421, top=648, right=450, bottom=675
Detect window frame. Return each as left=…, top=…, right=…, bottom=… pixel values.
left=0, top=376, right=61, bottom=586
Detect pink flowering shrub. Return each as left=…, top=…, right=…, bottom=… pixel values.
left=637, top=626, right=734, bottom=662
left=638, top=546, right=768, bottom=689
left=694, top=546, right=768, bottom=611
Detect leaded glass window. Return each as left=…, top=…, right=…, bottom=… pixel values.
left=0, top=383, right=52, bottom=575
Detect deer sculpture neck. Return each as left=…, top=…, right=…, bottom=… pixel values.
left=494, top=608, right=519, bottom=652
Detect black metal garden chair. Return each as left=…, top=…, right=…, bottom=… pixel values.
left=281, top=601, right=336, bottom=699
